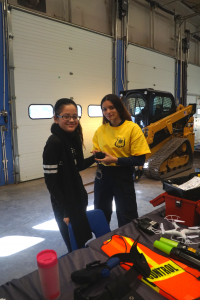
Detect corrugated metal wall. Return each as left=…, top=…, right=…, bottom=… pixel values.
left=127, top=45, right=175, bottom=95
left=11, top=8, right=112, bottom=182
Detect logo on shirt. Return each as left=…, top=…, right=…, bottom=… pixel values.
left=115, top=137, right=125, bottom=148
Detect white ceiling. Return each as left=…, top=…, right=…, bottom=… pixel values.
left=157, top=0, right=200, bottom=27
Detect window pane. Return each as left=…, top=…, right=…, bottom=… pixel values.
left=163, top=97, right=172, bottom=111
left=29, top=105, right=53, bottom=119
left=127, top=98, right=136, bottom=116
left=125, top=94, right=146, bottom=127
left=77, top=105, right=82, bottom=117
left=88, top=105, right=103, bottom=117
left=153, top=96, right=162, bottom=116
left=135, top=98, right=145, bottom=115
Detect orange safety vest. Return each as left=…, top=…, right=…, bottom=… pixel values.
left=101, top=235, right=200, bottom=300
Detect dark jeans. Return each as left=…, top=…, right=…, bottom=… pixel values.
left=53, top=209, right=72, bottom=253
left=94, top=165, right=138, bottom=227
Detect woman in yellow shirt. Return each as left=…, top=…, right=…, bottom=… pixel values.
left=92, top=94, right=151, bottom=227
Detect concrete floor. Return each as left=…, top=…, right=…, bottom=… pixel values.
left=0, top=153, right=199, bottom=286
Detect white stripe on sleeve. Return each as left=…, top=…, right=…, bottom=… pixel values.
left=43, top=170, right=58, bottom=174
left=43, top=164, right=58, bottom=169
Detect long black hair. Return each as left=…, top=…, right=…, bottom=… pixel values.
left=54, top=98, right=84, bottom=146
left=101, top=94, right=132, bottom=124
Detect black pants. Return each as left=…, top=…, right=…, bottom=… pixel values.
left=53, top=209, right=72, bottom=253
left=94, top=165, right=138, bottom=227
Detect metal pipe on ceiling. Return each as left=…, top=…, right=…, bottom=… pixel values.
left=2, top=1, right=6, bottom=111
left=174, top=18, right=178, bottom=102
left=163, top=0, right=180, bottom=6
left=125, top=0, right=129, bottom=90
left=126, top=0, right=129, bottom=47
left=68, top=0, right=71, bottom=23
left=115, top=0, right=118, bottom=95
left=191, top=30, right=200, bottom=36
left=181, top=12, right=200, bottom=21
left=149, top=4, right=154, bottom=49
left=152, top=6, right=155, bottom=49
left=5, top=1, right=20, bottom=184
left=0, top=126, right=9, bottom=184
left=149, top=3, right=152, bottom=48
left=176, top=21, right=181, bottom=101
left=145, top=0, right=175, bottom=16
left=187, top=93, right=200, bottom=97
left=180, top=23, right=182, bottom=100
left=111, top=0, right=115, bottom=94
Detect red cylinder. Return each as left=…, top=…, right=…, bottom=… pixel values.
left=37, top=250, right=60, bottom=300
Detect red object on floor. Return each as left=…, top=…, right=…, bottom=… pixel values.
left=150, top=192, right=200, bottom=227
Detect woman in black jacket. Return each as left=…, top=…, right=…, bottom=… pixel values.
left=43, top=98, right=94, bottom=252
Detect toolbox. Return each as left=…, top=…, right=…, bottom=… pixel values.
left=162, top=172, right=200, bottom=201
left=150, top=192, right=200, bottom=227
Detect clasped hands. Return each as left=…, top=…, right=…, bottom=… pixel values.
left=92, top=150, right=118, bottom=165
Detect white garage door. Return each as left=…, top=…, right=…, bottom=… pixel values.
left=10, top=8, right=112, bottom=182
left=187, top=64, right=200, bottom=147
left=127, top=45, right=175, bottom=95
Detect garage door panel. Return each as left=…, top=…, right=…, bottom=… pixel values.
left=128, top=82, right=174, bottom=94
left=15, top=77, right=111, bottom=102
left=12, top=20, right=111, bottom=58
left=12, top=13, right=109, bottom=46
left=19, top=152, right=44, bottom=181
left=127, top=45, right=175, bottom=95
left=11, top=9, right=112, bottom=181
left=14, top=68, right=111, bottom=83
left=128, top=64, right=174, bottom=87
left=14, top=60, right=111, bottom=77
left=128, top=47, right=175, bottom=72
left=13, top=41, right=111, bottom=64
left=188, top=64, right=200, bottom=95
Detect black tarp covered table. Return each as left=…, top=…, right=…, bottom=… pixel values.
left=1, top=206, right=199, bottom=300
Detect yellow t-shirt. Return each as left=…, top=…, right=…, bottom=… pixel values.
left=92, top=120, right=151, bottom=166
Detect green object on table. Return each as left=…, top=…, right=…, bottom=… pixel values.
left=153, top=240, right=173, bottom=255
left=160, top=237, right=178, bottom=248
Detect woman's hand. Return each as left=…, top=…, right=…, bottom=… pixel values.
left=63, top=217, right=70, bottom=225
left=95, top=152, right=118, bottom=165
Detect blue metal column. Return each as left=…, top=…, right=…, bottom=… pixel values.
left=0, top=2, right=14, bottom=185
left=116, top=39, right=125, bottom=96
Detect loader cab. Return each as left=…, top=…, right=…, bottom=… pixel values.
left=149, top=91, right=176, bottom=124
left=122, top=91, right=148, bottom=129
left=121, top=89, right=176, bottom=128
